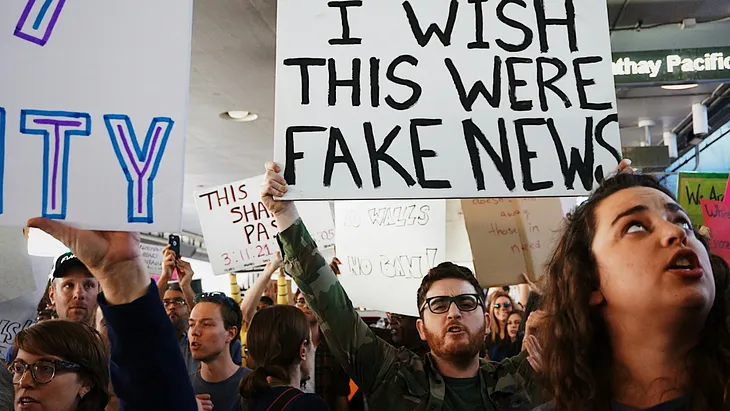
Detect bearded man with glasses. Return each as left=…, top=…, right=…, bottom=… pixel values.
left=260, top=162, right=541, bottom=411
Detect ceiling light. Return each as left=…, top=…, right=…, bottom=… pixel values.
left=220, top=110, right=259, bottom=122
left=661, top=84, right=699, bottom=91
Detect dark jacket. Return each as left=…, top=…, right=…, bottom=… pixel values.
left=100, top=281, right=197, bottom=411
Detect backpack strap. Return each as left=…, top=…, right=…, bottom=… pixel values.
left=265, top=387, right=303, bottom=411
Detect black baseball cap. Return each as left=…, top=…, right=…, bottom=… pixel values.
left=52, top=252, right=92, bottom=278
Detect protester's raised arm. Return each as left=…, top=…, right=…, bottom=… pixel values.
left=261, top=163, right=399, bottom=395
left=240, top=253, right=281, bottom=325
left=27, top=218, right=198, bottom=411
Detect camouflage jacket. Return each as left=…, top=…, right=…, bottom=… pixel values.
left=279, top=219, right=537, bottom=411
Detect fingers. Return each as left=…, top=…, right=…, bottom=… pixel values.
left=27, top=218, right=77, bottom=249
left=265, top=162, right=281, bottom=174
left=617, top=158, right=634, bottom=175
left=524, top=335, right=543, bottom=372
left=196, top=394, right=211, bottom=400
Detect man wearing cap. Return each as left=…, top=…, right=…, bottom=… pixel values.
left=5, top=251, right=100, bottom=364
left=49, top=251, right=100, bottom=325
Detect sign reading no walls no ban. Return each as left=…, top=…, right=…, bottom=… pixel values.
left=274, top=0, right=621, bottom=200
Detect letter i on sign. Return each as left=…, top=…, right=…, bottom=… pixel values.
left=20, top=110, right=92, bottom=219
left=14, top=0, right=67, bottom=46
left=104, top=115, right=174, bottom=224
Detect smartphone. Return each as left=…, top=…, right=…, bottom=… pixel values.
left=169, top=234, right=181, bottom=258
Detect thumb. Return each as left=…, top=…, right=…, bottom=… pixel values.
left=27, top=218, right=77, bottom=249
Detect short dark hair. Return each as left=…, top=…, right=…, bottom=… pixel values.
left=259, top=296, right=274, bottom=306
left=195, top=293, right=243, bottom=341
left=166, top=282, right=182, bottom=292
left=12, top=320, right=110, bottom=411
left=416, top=262, right=483, bottom=315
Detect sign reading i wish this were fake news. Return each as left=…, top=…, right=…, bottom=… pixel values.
left=274, top=0, right=621, bottom=200
left=0, top=0, right=193, bottom=231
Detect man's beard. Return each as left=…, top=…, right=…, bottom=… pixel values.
left=424, top=323, right=485, bottom=367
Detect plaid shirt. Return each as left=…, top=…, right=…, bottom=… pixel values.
left=315, top=331, right=351, bottom=409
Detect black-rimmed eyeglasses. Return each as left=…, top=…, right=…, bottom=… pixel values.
left=419, top=294, right=484, bottom=315
left=8, top=359, right=82, bottom=385
left=163, top=298, right=186, bottom=307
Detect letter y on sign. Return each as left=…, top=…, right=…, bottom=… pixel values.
left=104, top=115, right=174, bottom=224
left=20, top=110, right=92, bottom=220
left=14, top=0, right=67, bottom=46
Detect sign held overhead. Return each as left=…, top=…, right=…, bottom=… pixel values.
left=274, top=0, right=620, bottom=200
left=0, top=0, right=192, bottom=231
left=195, top=175, right=335, bottom=275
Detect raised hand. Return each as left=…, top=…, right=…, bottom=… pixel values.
left=161, top=245, right=176, bottom=278
left=176, top=259, right=195, bottom=287
left=27, top=218, right=148, bottom=305
left=261, top=162, right=294, bottom=216
left=266, top=252, right=283, bottom=272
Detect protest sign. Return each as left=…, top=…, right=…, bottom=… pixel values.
left=461, top=197, right=564, bottom=287
left=678, top=172, right=728, bottom=226
left=140, top=243, right=167, bottom=277
left=335, top=200, right=446, bottom=316
left=700, top=199, right=730, bottom=263
left=274, top=0, right=620, bottom=200
left=195, top=175, right=335, bottom=275
left=0, top=256, right=53, bottom=359
left=0, top=227, right=36, bottom=303
left=0, top=1, right=192, bottom=231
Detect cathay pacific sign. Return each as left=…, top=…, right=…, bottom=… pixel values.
left=612, top=48, right=730, bottom=84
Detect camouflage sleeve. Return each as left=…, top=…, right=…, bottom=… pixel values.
left=491, top=351, right=539, bottom=404
left=278, top=218, right=398, bottom=395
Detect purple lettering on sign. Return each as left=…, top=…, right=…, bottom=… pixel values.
left=14, top=0, right=67, bottom=47
left=104, top=115, right=175, bottom=224
left=19, top=110, right=91, bottom=220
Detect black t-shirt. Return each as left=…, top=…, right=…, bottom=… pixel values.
left=442, top=376, right=485, bottom=411
left=191, top=367, right=251, bottom=411
left=247, top=386, right=330, bottom=411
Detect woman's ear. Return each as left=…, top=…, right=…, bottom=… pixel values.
left=78, top=380, right=94, bottom=399
left=589, top=290, right=605, bottom=306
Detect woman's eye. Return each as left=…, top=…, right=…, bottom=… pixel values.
left=626, top=222, right=646, bottom=233
left=675, top=220, right=692, bottom=230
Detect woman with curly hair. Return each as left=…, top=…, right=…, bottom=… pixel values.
left=536, top=173, right=730, bottom=411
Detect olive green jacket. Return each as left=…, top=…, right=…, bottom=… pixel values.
left=279, top=219, right=537, bottom=410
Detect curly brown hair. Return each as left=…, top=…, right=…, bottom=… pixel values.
left=540, top=173, right=730, bottom=410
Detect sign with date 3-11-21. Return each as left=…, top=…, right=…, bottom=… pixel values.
left=195, top=175, right=335, bottom=275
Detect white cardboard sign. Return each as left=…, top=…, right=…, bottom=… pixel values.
left=0, top=0, right=192, bottom=231
left=274, top=0, right=620, bottom=200
left=195, top=175, right=335, bottom=275
left=335, top=200, right=446, bottom=316
left=140, top=243, right=166, bottom=277
left=0, top=228, right=36, bottom=303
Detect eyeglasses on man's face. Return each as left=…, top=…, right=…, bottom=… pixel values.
left=419, top=294, right=483, bottom=315
left=163, top=298, right=186, bottom=307
left=8, top=359, right=82, bottom=385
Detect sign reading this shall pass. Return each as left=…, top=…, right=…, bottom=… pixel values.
left=0, top=0, right=193, bottom=231
left=195, top=175, right=335, bottom=275
left=274, top=0, right=621, bottom=200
